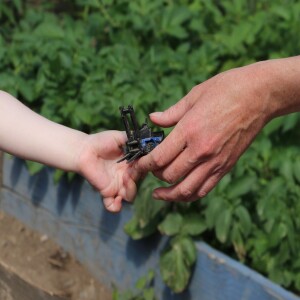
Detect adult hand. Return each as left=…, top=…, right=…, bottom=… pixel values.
left=77, top=131, right=141, bottom=212
left=136, top=61, right=287, bottom=202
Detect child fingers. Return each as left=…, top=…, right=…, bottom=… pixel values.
left=103, top=196, right=122, bottom=213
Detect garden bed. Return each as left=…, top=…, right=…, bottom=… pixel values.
left=0, top=153, right=299, bottom=300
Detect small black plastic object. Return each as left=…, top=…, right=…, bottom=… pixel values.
left=117, top=105, right=164, bottom=163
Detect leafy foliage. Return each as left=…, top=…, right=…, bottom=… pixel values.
left=113, top=270, right=156, bottom=300
left=160, top=235, right=197, bottom=293
left=124, top=174, right=169, bottom=239
left=1, top=0, right=300, bottom=295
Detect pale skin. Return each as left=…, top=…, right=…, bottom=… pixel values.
left=136, top=56, right=300, bottom=202
left=0, top=91, right=140, bottom=212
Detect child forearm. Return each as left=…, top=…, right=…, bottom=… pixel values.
left=0, top=91, right=87, bottom=172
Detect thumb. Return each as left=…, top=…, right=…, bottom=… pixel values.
left=150, top=98, right=190, bottom=127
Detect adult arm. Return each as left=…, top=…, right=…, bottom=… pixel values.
left=137, top=56, right=300, bottom=202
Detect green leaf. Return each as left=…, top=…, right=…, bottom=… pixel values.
left=135, top=270, right=154, bottom=290
left=234, top=206, right=252, bottom=237
left=257, top=138, right=272, bottom=161
left=53, top=169, right=65, bottom=184
left=204, top=196, right=226, bottom=229
left=280, top=160, right=294, bottom=182
left=181, top=214, right=207, bottom=236
left=177, top=235, right=197, bottom=266
left=112, top=288, right=120, bottom=300
left=268, top=223, right=287, bottom=248
left=251, top=233, right=269, bottom=257
left=124, top=216, right=155, bottom=240
left=162, top=7, right=190, bottom=39
left=263, top=117, right=284, bottom=136
left=124, top=175, right=169, bottom=239
left=295, top=273, right=300, bottom=290
left=158, top=212, right=183, bottom=236
left=12, top=0, right=22, bottom=13
left=269, top=269, right=285, bottom=286
left=215, top=208, right=232, bottom=243
left=34, top=22, right=65, bottom=39
left=143, top=288, right=155, bottom=300
left=282, top=113, right=299, bottom=132
left=271, top=5, right=291, bottom=20
left=25, top=161, right=44, bottom=175
left=160, top=235, right=196, bottom=293
left=293, top=160, right=300, bottom=183
left=227, top=176, right=256, bottom=199
left=18, top=78, right=34, bottom=102
left=59, top=52, right=72, bottom=69
left=216, top=174, right=231, bottom=193
left=231, top=224, right=246, bottom=260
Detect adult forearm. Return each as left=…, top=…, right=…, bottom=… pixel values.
left=0, top=91, right=87, bottom=172
left=255, top=56, right=300, bottom=119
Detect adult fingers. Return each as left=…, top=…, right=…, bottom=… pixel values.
left=196, top=172, right=224, bottom=198
left=150, top=96, right=191, bottom=127
left=152, top=162, right=210, bottom=202
left=136, top=125, right=186, bottom=173
left=153, top=146, right=204, bottom=184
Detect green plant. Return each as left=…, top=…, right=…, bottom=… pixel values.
left=112, top=270, right=156, bottom=300
left=1, top=0, right=300, bottom=295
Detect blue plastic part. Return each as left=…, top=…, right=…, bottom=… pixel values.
left=140, top=136, right=163, bottom=148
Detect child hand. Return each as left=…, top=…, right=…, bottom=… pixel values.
left=76, top=131, right=141, bottom=213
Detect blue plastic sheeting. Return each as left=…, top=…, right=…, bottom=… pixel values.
left=1, top=156, right=299, bottom=300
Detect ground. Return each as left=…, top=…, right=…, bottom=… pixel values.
left=0, top=211, right=112, bottom=300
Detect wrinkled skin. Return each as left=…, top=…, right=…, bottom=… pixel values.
left=136, top=62, right=278, bottom=202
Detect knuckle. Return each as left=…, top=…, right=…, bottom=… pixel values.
left=187, top=144, right=206, bottom=165
left=179, top=186, right=194, bottom=200
left=187, top=151, right=200, bottom=165
left=185, top=137, right=215, bottom=165
left=153, top=170, right=165, bottom=182
left=154, top=169, right=177, bottom=184
left=198, top=190, right=208, bottom=198
left=152, top=153, right=163, bottom=168
left=197, top=171, right=224, bottom=199
left=200, top=142, right=214, bottom=159
left=144, top=152, right=161, bottom=170
left=212, top=160, right=227, bottom=179
left=164, top=173, right=176, bottom=184
left=150, top=145, right=166, bottom=168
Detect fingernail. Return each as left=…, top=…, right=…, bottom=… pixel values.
left=109, top=201, right=121, bottom=213
left=110, top=203, right=116, bottom=211
left=150, top=112, right=163, bottom=118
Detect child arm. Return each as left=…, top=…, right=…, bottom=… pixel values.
left=0, top=90, right=86, bottom=172
left=0, top=91, right=141, bottom=212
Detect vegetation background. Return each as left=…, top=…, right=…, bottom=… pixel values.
left=1, top=0, right=300, bottom=297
